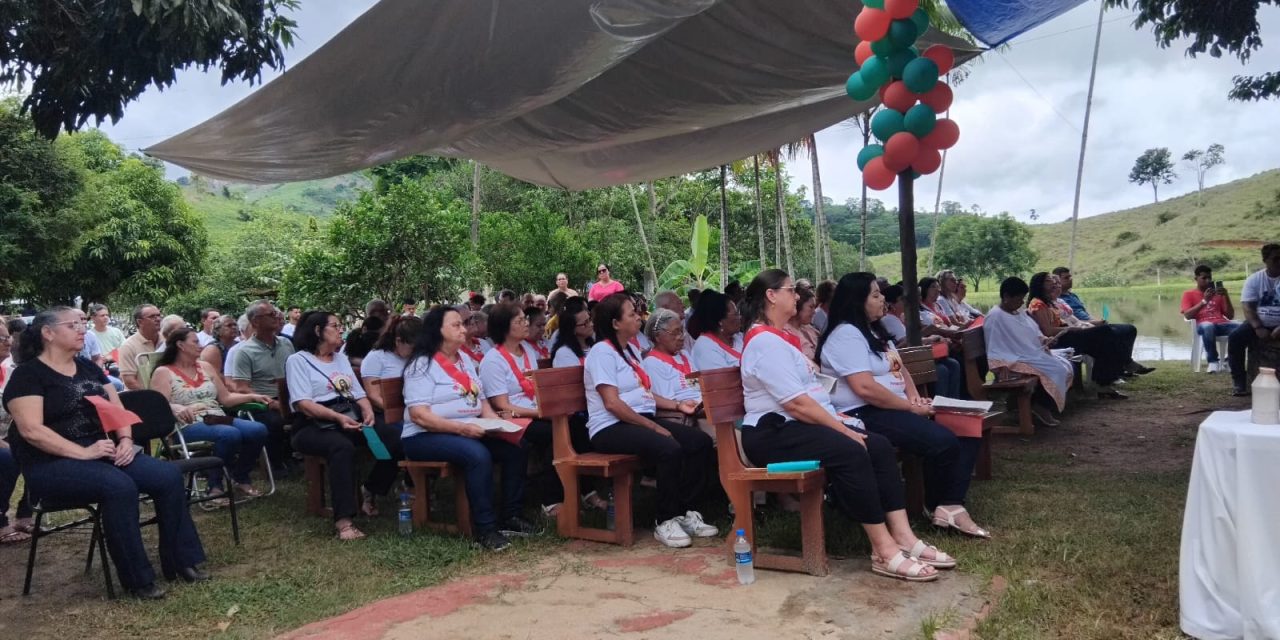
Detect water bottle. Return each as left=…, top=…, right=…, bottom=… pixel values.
left=1252, top=367, right=1280, bottom=425
left=605, top=492, right=616, bottom=531
left=398, top=492, right=413, bottom=536
left=734, top=529, right=755, bottom=585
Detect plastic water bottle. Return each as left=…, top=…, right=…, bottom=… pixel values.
left=734, top=529, right=755, bottom=585
left=605, top=492, right=616, bottom=531
left=398, top=492, right=413, bottom=536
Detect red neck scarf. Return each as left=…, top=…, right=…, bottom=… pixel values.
left=704, top=333, right=741, bottom=360
left=498, top=345, right=536, bottom=399
left=648, top=350, right=691, bottom=377
left=434, top=352, right=477, bottom=395
left=613, top=343, right=651, bottom=391
left=524, top=339, right=549, bottom=359
left=460, top=338, right=483, bottom=363
left=743, top=324, right=802, bottom=353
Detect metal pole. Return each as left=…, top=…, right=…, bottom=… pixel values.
left=1067, top=0, right=1106, bottom=271
left=898, top=171, right=921, bottom=346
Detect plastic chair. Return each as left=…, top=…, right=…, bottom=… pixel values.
left=134, top=351, right=160, bottom=389
left=1187, top=319, right=1230, bottom=372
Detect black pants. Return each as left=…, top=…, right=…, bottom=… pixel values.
left=522, top=414, right=591, bottom=507
left=740, top=417, right=904, bottom=525
left=1229, top=323, right=1280, bottom=387
left=248, top=407, right=293, bottom=470
left=849, top=406, right=979, bottom=510
left=1106, top=323, right=1139, bottom=364
left=291, top=424, right=400, bottom=521
left=590, top=416, right=712, bottom=523
left=1056, top=326, right=1126, bottom=385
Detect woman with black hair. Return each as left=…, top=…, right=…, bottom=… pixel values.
left=4, top=307, right=208, bottom=598
left=688, top=290, right=743, bottom=372
left=880, top=285, right=964, bottom=399
left=360, top=315, right=422, bottom=412
left=818, top=273, right=990, bottom=538
left=738, top=270, right=951, bottom=582
left=551, top=297, right=593, bottom=367
left=285, top=312, right=388, bottom=539
left=402, top=306, right=535, bottom=552
left=1027, top=272, right=1127, bottom=398
left=585, top=293, right=715, bottom=548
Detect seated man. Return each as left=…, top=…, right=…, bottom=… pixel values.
left=280, top=305, right=301, bottom=339
left=118, top=304, right=163, bottom=390
left=76, top=315, right=125, bottom=392
left=1052, top=267, right=1155, bottom=377
left=1229, top=243, right=1280, bottom=396
left=1181, top=265, right=1240, bottom=374
left=229, top=300, right=296, bottom=471
left=196, top=308, right=220, bottom=347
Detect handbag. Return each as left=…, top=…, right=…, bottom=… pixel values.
left=300, top=356, right=361, bottom=430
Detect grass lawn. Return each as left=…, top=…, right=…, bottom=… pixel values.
left=2, top=365, right=1231, bottom=639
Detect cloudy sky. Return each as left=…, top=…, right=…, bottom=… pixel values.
left=97, top=0, right=1279, bottom=225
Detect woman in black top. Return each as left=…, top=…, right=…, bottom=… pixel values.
left=2, top=308, right=208, bottom=599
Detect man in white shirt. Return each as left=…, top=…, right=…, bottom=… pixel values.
left=1229, top=243, right=1280, bottom=396
left=280, top=306, right=300, bottom=339
left=196, top=308, right=220, bottom=347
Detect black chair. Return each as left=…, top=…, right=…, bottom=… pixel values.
left=23, top=498, right=115, bottom=597
left=118, top=390, right=240, bottom=545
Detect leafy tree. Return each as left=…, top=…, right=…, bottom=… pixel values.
left=0, top=0, right=300, bottom=138
left=932, top=214, right=1036, bottom=292
left=367, top=155, right=461, bottom=193
left=1128, top=147, right=1178, bottom=203
left=1106, top=0, right=1278, bottom=101
left=1182, top=143, right=1225, bottom=206
left=477, top=205, right=597, bottom=295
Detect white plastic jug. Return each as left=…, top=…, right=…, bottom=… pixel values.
left=1251, top=367, right=1280, bottom=425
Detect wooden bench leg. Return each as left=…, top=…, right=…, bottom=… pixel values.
left=725, top=483, right=754, bottom=566
left=409, top=469, right=430, bottom=529
left=797, top=485, right=829, bottom=577
left=555, top=464, right=581, bottom=539
left=304, top=456, right=326, bottom=517
left=975, top=435, right=992, bottom=481
left=453, top=476, right=471, bottom=537
left=1016, top=392, right=1034, bottom=437
left=612, top=472, right=634, bottom=547
left=902, top=454, right=925, bottom=518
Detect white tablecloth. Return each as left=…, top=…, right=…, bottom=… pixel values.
left=1181, top=411, right=1280, bottom=640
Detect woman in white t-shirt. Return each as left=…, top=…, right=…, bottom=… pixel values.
left=642, top=308, right=712, bottom=442
left=550, top=298, right=593, bottom=368
left=880, top=284, right=963, bottom=399
left=523, top=307, right=551, bottom=362
left=359, top=315, right=421, bottom=412
left=586, top=293, right=716, bottom=549
left=738, top=269, right=952, bottom=582
left=818, top=273, right=989, bottom=539
left=688, top=290, right=744, bottom=372
left=286, top=312, right=390, bottom=541
left=401, top=306, right=535, bottom=552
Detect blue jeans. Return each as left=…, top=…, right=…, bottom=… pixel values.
left=849, top=405, right=980, bottom=510
left=401, top=432, right=527, bottom=536
left=179, top=417, right=269, bottom=487
left=0, top=446, right=33, bottom=528
left=23, top=451, right=207, bottom=589
left=1198, top=321, right=1240, bottom=363
left=934, top=357, right=964, bottom=399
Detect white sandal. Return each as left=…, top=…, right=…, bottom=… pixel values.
left=871, top=551, right=938, bottom=582
left=901, top=539, right=957, bottom=569
left=933, top=506, right=991, bottom=539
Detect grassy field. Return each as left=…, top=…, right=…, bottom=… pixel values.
left=180, top=174, right=369, bottom=248
left=2, top=365, right=1221, bottom=639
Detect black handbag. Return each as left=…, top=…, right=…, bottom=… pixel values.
left=299, top=356, right=361, bottom=430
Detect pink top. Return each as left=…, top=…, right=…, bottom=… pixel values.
left=587, top=279, right=625, bottom=302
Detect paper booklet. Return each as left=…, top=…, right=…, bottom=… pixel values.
left=464, top=418, right=525, bottom=433
left=931, top=396, right=994, bottom=414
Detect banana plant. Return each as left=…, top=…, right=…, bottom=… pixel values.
left=659, top=214, right=761, bottom=294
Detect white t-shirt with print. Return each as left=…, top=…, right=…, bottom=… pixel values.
left=642, top=353, right=701, bottom=403
left=690, top=334, right=743, bottom=372
left=402, top=352, right=484, bottom=438
left=359, top=349, right=407, bottom=380
left=584, top=341, right=655, bottom=438
left=1242, top=269, right=1280, bottom=328
left=479, top=345, right=537, bottom=411
left=285, top=351, right=366, bottom=409
left=552, top=344, right=586, bottom=368
left=741, top=327, right=838, bottom=426
left=820, top=323, right=907, bottom=412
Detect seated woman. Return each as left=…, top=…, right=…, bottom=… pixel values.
left=642, top=309, right=711, bottom=439
left=356, top=314, right=420, bottom=515
left=738, top=270, right=952, bottom=582
left=523, top=307, right=550, bottom=361
left=0, top=320, right=34, bottom=545
left=1027, top=272, right=1127, bottom=399
left=934, top=270, right=977, bottom=327
left=551, top=298, right=593, bottom=368
left=402, top=306, right=536, bottom=552
left=985, top=277, right=1073, bottom=426
left=952, top=277, right=985, bottom=322
left=919, top=277, right=968, bottom=334
left=151, top=328, right=272, bottom=502
left=786, top=286, right=821, bottom=363
left=199, top=314, right=241, bottom=385
left=285, top=312, right=394, bottom=540
left=688, top=290, right=743, bottom=372
left=880, top=284, right=963, bottom=399
left=586, top=293, right=715, bottom=548
left=3, top=308, right=208, bottom=598
left=818, top=273, right=989, bottom=538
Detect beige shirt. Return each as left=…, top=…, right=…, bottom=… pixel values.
left=116, top=332, right=157, bottom=378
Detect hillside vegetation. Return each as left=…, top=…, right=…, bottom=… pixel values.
left=180, top=174, right=369, bottom=247
left=868, top=168, right=1280, bottom=288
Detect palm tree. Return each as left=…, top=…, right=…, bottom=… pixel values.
left=718, top=165, right=731, bottom=281
left=470, top=161, right=482, bottom=249
left=767, top=149, right=796, bottom=276
left=786, top=135, right=833, bottom=281
left=753, top=155, right=767, bottom=267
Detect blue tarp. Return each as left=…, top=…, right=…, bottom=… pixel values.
left=946, top=0, right=1091, bottom=46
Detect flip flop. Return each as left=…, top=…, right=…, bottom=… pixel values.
left=0, top=526, right=32, bottom=545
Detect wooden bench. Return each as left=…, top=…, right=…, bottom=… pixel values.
left=960, top=328, right=1037, bottom=437
left=699, top=367, right=829, bottom=577
left=383, top=378, right=472, bottom=535
left=529, top=366, right=639, bottom=546
left=900, top=346, right=995, bottom=482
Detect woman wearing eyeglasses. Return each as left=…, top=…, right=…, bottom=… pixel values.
left=551, top=297, right=593, bottom=368
left=587, top=263, right=625, bottom=303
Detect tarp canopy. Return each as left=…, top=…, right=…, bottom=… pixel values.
left=147, top=0, right=984, bottom=189
left=946, top=0, right=1090, bottom=46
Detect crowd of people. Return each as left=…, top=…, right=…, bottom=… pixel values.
left=4, top=247, right=1278, bottom=597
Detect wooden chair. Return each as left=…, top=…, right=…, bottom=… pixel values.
left=529, top=366, right=639, bottom=546
left=900, top=346, right=995, bottom=481
left=383, top=378, right=472, bottom=535
left=698, top=367, right=829, bottom=577
left=960, top=329, right=1037, bottom=437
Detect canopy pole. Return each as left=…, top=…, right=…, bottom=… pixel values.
left=1068, top=0, right=1106, bottom=271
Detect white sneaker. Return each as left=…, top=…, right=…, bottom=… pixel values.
left=1207, top=362, right=1220, bottom=373
left=653, top=518, right=692, bottom=548
left=676, top=510, right=719, bottom=538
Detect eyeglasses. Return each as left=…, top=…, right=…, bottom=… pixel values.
left=0, top=336, right=11, bottom=344
left=772, top=285, right=797, bottom=292
left=597, top=268, right=609, bottom=274
left=141, top=314, right=162, bottom=320
left=55, top=321, right=88, bottom=330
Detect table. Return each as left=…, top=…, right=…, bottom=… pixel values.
left=1180, top=411, right=1280, bottom=640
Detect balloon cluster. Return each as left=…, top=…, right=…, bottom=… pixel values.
left=844, top=0, right=959, bottom=191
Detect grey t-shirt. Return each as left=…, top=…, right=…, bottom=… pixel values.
left=232, top=336, right=296, bottom=397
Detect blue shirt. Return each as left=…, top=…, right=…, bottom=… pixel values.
left=1059, top=292, right=1091, bottom=321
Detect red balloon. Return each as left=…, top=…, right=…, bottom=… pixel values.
left=881, top=80, right=917, bottom=112
left=912, top=146, right=943, bottom=174
left=922, top=118, right=960, bottom=149
left=923, top=44, right=955, bottom=75
left=920, top=82, right=953, bottom=112
left=883, top=132, right=920, bottom=172
left=884, top=0, right=920, bottom=20
left=855, top=40, right=874, bottom=66
left=854, top=8, right=891, bottom=42
left=862, top=157, right=896, bottom=191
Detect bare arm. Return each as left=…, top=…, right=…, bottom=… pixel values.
left=121, top=372, right=142, bottom=391
left=148, top=367, right=196, bottom=424
left=1220, top=289, right=1235, bottom=320
left=363, top=377, right=385, bottom=411
left=199, top=344, right=223, bottom=377
left=1029, top=306, right=1060, bottom=337
left=9, top=396, right=117, bottom=461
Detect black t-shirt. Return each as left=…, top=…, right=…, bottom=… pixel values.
left=1, top=356, right=110, bottom=465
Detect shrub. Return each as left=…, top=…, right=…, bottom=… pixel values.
left=1114, top=230, right=1139, bottom=247
left=1156, top=211, right=1177, bottom=225
left=1135, top=242, right=1153, bottom=254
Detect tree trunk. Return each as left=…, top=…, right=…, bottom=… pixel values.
left=719, top=165, right=731, bottom=282
left=753, top=156, right=767, bottom=268
left=470, top=161, right=482, bottom=249
left=808, top=135, right=832, bottom=281
left=775, top=156, right=794, bottom=276
left=1153, top=183, right=1159, bottom=203
left=928, top=146, right=948, bottom=273
left=627, top=185, right=658, bottom=293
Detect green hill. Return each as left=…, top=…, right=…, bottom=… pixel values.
left=867, top=168, right=1280, bottom=288
left=180, top=173, right=370, bottom=247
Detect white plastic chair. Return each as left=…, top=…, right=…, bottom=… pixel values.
left=1187, top=319, right=1230, bottom=372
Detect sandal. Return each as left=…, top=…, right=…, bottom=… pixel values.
left=0, top=526, right=32, bottom=545
left=360, top=488, right=379, bottom=518
left=933, top=506, right=991, bottom=539
left=871, top=551, right=938, bottom=582
left=901, top=540, right=956, bottom=569
left=1030, top=405, right=1060, bottom=427
left=336, top=522, right=366, bottom=541
left=236, top=484, right=263, bottom=499
left=14, top=518, right=35, bottom=534
left=200, top=490, right=231, bottom=511
left=541, top=503, right=563, bottom=518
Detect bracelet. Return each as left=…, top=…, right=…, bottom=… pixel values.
left=118, top=435, right=133, bottom=441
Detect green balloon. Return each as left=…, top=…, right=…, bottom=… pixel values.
left=857, top=144, right=885, bottom=171
left=887, top=19, right=919, bottom=49
left=911, top=8, right=930, bottom=34
left=870, top=108, right=905, bottom=143
left=887, top=49, right=917, bottom=78
left=870, top=38, right=896, bottom=57
left=903, top=57, right=940, bottom=93
left=863, top=0, right=885, bottom=7
left=860, top=55, right=890, bottom=88
left=903, top=104, right=937, bottom=137
left=845, top=71, right=877, bottom=101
